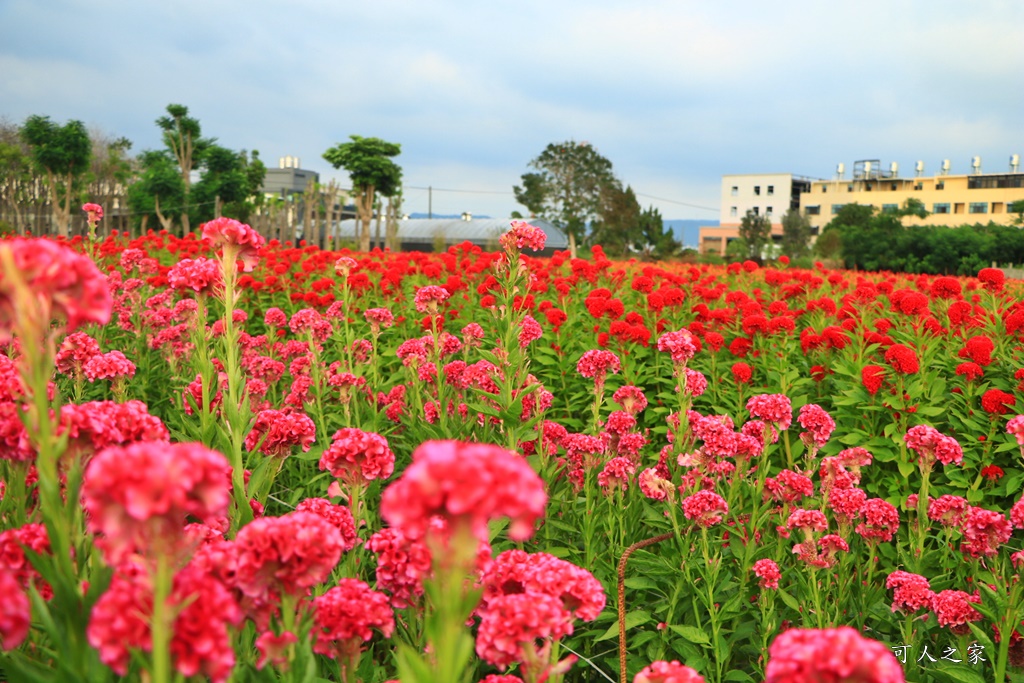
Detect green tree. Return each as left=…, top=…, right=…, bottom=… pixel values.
left=127, top=150, right=185, bottom=233
left=1009, top=199, right=1024, bottom=226
left=323, top=136, right=402, bottom=252
left=156, top=104, right=212, bottom=235
left=20, top=115, right=92, bottom=237
left=780, top=208, right=812, bottom=259
left=588, top=182, right=640, bottom=257
left=637, top=206, right=680, bottom=259
left=738, top=210, right=772, bottom=261
left=0, top=121, right=38, bottom=233
left=193, top=146, right=266, bottom=223
left=514, top=140, right=617, bottom=258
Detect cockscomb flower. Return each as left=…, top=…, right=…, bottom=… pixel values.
left=82, top=202, right=104, bottom=226
left=981, top=388, right=1016, bottom=416
left=886, top=571, right=934, bottom=613
left=414, top=285, right=450, bottom=313
left=320, top=428, right=395, bottom=485
left=855, top=498, right=900, bottom=543
left=576, top=349, right=621, bottom=381
left=264, top=307, right=287, bottom=327
left=334, top=256, right=358, bottom=277
left=500, top=220, right=547, bottom=252
left=765, top=470, right=814, bottom=504
left=233, top=511, right=345, bottom=598
left=311, top=579, right=394, bottom=658
left=597, top=456, right=635, bottom=493
left=961, top=506, right=1011, bottom=558
left=245, top=409, right=316, bottom=458
left=55, top=331, right=101, bottom=378
left=657, top=329, right=699, bottom=365
left=474, top=592, right=574, bottom=668
left=634, top=660, right=706, bottom=683
left=83, top=350, right=136, bottom=382
left=255, top=631, right=297, bottom=671
left=366, top=527, right=432, bottom=608
left=752, top=559, right=781, bottom=590
left=201, top=217, right=265, bottom=272
left=764, top=627, right=905, bottom=683
left=364, top=307, right=394, bottom=332
left=81, top=441, right=231, bottom=565
left=931, top=589, right=982, bottom=634
left=612, top=385, right=648, bottom=415
left=380, top=440, right=547, bottom=543
left=904, top=425, right=963, bottom=467
left=295, top=497, right=358, bottom=551
left=797, top=404, right=835, bottom=449
left=746, top=393, right=793, bottom=430
left=828, top=487, right=867, bottom=526
left=0, top=238, right=113, bottom=342
left=638, top=468, right=674, bottom=501
left=928, top=494, right=969, bottom=527
left=0, top=569, right=30, bottom=651
left=480, top=550, right=606, bottom=622
left=786, top=508, right=828, bottom=534
left=682, top=490, right=729, bottom=527
left=168, top=257, right=222, bottom=295
left=518, top=314, right=543, bottom=348
left=884, top=343, right=919, bottom=374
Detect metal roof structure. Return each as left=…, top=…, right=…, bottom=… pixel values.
left=329, top=217, right=568, bottom=250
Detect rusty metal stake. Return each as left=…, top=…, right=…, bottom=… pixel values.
left=618, top=532, right=674, bottom=683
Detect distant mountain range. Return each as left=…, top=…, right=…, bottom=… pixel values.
left=406, top=214, right=716, bottom=250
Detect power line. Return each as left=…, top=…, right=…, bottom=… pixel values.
left=404, top=185, right=512, bottom=196
left=404, top=184, right=720, bottom=214
left=634, top=192, right=719, bottom=213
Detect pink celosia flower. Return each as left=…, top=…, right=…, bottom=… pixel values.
left=0, top=238, right=113, bottom=341
left=746, top=394, right=793, bottom=430
left=518, top=314, right=543, bottom=348
left=499, top=220, right=547, bottom=252
left=311, top=579, right=394, bottom=658
left=320, top=428, right=395, bottom=485
left=960, top=506, right=1011, bottom=558
left=201, top=217, right=265, bottom=272
left=576, top=349, right=621, bottom=381
left=638, top=468, right=674, bottom=501
left=255, top=631, right=297, bottom=670
left=289, top=308, right=333, bottom=342
left=0, top=523, right=52, bottom=599
left=684, top=368, right=707, bottom=397
left=765, top=469, right=814, bottom=504
left=796, top=404, right=835, bottom=449
left=598, top=456, right=636, bottom=492
left=480, top=550, right=606, bottom=622
left=474, top=592, right=574, bottom=668
left=931, top=589, right=982, bottom=634
left=0, top=568, right=30, bottom=651
left=81, top=441, right=231, bottom=565
left=786, top=508, right=828, bottom=533
left=612, top=385, right=648, bottom=415
left=82, top=202, right=104, bottom=225
left=413, top=285, right=450, bottom=313
left=59, top=399, right=169, bottom=454
left=264, top=307, right=287, bottom=327
left=828, top=487, right=867, bottom=526
left=682, top=490, right=729, bottom=527
left=245, top=408, right=316, bottom=458
left=334, top=256, right=358, bottom=276
left=855, top=498, right=900, bottom=543
left=168, top=257, right=223, bottom=294
left=752, top=559, right=781, bottom=590
left=928, top=494, right=969, bottom=527
left=233, top=511, right=345, bottom=598
left=83, top=350, right=136, bottom=382
left=365, top=307, right=394, bottom=331
left=886, top=571, right=934, bottom=613
left=657, top=329, right=698, bottom=365
left=295, top=497, right=358, bottom=552
left=1007, top=415, right=1024, bottom=446
left=764, top=627, right=905, bottom=683
left=366, top=527, right=432, bottom=608
left=380, top=440, right=547, bottom=543
left=55, top=331, right=101, bottom=378
left=634, top=660, right=706, bottom=683
left=904, top=425, right=963, bottom=467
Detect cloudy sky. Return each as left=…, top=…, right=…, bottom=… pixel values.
left=2, top=0, right=1022, bottom=220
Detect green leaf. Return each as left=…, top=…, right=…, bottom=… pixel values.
left=595, top=610, right=651, bottom=641
left=777, top=588, right=803, bottom=613
left=668, top=624, right=711, bottom=646
left=930, top=665, right=987, bottom=683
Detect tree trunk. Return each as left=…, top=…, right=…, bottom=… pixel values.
left=154, top=196, right=175, bottom=233
left=324, top=181, right=339, bottom=252
left=568, top=231, right=578, bottom=259
left=358, top=186, right=375, bottom=252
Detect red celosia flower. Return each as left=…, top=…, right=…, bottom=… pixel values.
left=980, top=464, right=1004, bottom=481
left=233, top=511, right=345, bottom=598
left=0, top=238, right=113, bottom=341
left=380, top=440, right=547, bottom=543
left=930, top=276, right=962, bottom=299
left=294, top=497, right=358, bottom=551
left=245, top=409, right=316, bottom=458
left=961, top=506, right=1011, bottom=558
left=959, top=335, right=995, bottom=366
left=255, top=631, right=297, bottom=670
left=764, top=627, right=905, bottom=683
left=861, top=365, right=885, bottom=396
left=931, top=589, right=982, bottom=634
left=955, top=361, right=985, bottom=382
left=928, top=495, right=969, bottom=527
left=474, top=593, right=574, bottom=668
left=0, top=568, right=29, bottom=650
left=81, top=441, right=231, bottom=565
left=977, top=267, right=1005, bottom=292
left=884, top=344, right=919, bottom=374
left=311, top=579, right=394, bottom=658
left=319, top=428, right=395, bottom=485
left=634, top=660, right=706, bottom=683
left=886, top=571, right=934, bottom=613
left=746, top=394, right=793, bottom=430
left=981, top=388, right=1015, bottom=415
left=201, top=217, right=265, bottom=272
left=500, top=220, right=547, bottom=252
left=752, top=559, right=781, bottom=590
left=731, top=362, right=752, bottom=384
left=855, top=498, right=900, bottom=543
left=682, top=490, right=729, bottom=527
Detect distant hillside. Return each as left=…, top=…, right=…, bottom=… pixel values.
left=665, top=219, right=716, bottom=250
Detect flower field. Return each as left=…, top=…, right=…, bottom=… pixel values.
left=2, top=214, right=1024, bottom=683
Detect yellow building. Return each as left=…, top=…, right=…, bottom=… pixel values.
left=800, top=159, right=1024, bottom=230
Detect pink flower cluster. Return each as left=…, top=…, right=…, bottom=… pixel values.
left=319, top=428, right=395, bottom=485
left=168, top=257, right=222, bottom=294
left=201, top=217, right=265, bottom=272
left=682, top=490, right=729, bottom=527
left=886, top=571, right=933, bottom=613
left=83, top=350, right=136, bottom=382
left=904, top=425, right=963, bottom=467
left=746, top=393, right=793, bottom=430
left=366, top=527, right=433, bottom=608
left=796, top=404, right=835, bottom=449
left=499, top=220, right=547, bottom=252
left=576, top=349, right=621, bottom=381
left=413, top=285, right=450, bottom=313
left=244, top=408, right=316, bottom=458
left=479, top=549, right=606, bottom=621
left=311, top=578, right=394, bottom=658
left=752, top=558, right=781, bottom=590
left=634, top=660, right=706, bottom=683
left=657, top=329, right=698, bottom=365
left=764, top=627, right=905, bottom=683
left=381, top=440, right=547, bottom=543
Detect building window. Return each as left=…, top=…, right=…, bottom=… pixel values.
left=970, top=202, right=988, bottom=214
left=767, top=185, right=775, bottom=196
left=891, top=183, right=898, bottom=191
left=822, top=186, right=828, bottom=193
left=754, top=186, right=761, bottom=196
left=882, top=204, right=898, bottom=213
left=933, top=203, right=950, bottom=214
left=805, top=206, right=820, bottom=216
left=831, top=204, right=846, bottom=215
left=847, top=184, right=854, bottom=192
left=766, top=206, right=773, bottom=216
left=936, top=182, right=945, bottom=190
left=752, top=206, right=760, bottom=215
left=730, top=206, right=737, bottom=217
left=914, top=183, right=923, bottom=191
left=731, top=186, right=738, bottom=196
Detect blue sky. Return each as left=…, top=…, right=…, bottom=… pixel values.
left=2, top=0, right=1021, bottom=220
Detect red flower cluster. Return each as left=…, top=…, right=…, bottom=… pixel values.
left=764, top=627, right=905, bottom=683
left=634, top=660, right=706, bottom=683
left=245, top=408, right=316, bottom=457
left=311, top=578, right=394, bottom=658
left=884, top=344, right=919, bottom=374
left=319, top=427, right=395, bottom=485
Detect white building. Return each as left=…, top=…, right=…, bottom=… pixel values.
left=700, top=173, right=813, bottom=256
